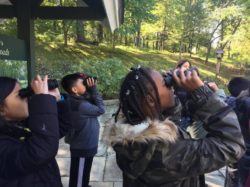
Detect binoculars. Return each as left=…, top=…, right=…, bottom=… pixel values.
left=163, top=67, right=198, bottom=87
left=19, top=79, right=59, bottom=98
left=82, top=76, right=97, bottom=87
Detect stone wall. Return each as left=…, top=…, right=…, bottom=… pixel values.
left=99, top=99, right=119, bottom=124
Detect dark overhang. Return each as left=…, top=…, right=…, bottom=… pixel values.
left=0, top=0, right=124, bottom=30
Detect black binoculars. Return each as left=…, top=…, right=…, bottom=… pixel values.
left=19, top=79, right=59, bottom=98
left=163, top=67, right=198, bottom=87
left=82, top=76, right=97, bottom=87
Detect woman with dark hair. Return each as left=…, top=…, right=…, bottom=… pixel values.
left=108, top=66, right=245, bottom=187
left=176, top=59, right=191, bottom=70
left=0, top=75, right=62, bottom=187
left=174, top=59, right=192, bottom=119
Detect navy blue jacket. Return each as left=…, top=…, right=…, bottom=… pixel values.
left=0, top=95, right=62, bottom=187
left=225, top=95, right=250, bottom=186
left=66, top=87, right=105, bottom=157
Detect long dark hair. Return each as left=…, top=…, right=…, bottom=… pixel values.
left=0, top=77, right=17, bottom=120
left=115, top=66, right=162, bottom=125
left=0, top=77, right=31, bottom=139
left=176, top=59, right=191, bottom=68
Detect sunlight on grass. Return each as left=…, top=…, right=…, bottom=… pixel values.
left=35, top=40, right=246, bottom=95
left=116, top=45, right=145, bottom=54
left=216, top=76, right=229, bottom=85
left=73, top=48, right=90, bottom=56
left=199, top=68, right=215, bottom=77
left=49, top=43, right=58, bottom=48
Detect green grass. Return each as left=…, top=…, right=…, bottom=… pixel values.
left=36, top=41, right=178, bottom=71
left=35, top=40, right=247, bottom=96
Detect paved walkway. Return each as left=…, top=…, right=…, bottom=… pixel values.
left=56, top=100, right=226, bottom=187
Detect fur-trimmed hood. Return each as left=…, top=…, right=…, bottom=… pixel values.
left=104, top=119, right=179, bottom=181
left=105, top=119, right=178, bottom=146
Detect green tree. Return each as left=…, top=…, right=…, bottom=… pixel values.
left=119, top=0, right=158, bottom=47
left=76, top=0, right=86, bottom=43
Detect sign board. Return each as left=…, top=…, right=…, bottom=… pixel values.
left=0, top=35, right=27, bottom=61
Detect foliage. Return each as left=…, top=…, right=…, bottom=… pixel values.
left=0, top=60, right=27, bottom=83
left=0, top=0, right=250, bottom=98
left=82, top=58, right=128, bottom=99
left=0, top=19, right=17, bottom=36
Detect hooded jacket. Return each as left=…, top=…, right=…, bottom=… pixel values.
left=109, top=93, right=245, bottom=187
left=66, top=87, right=105, bottom=157
left=225, top=94, right=250, bottom=187
left=0, top=95, right=62, bottom=187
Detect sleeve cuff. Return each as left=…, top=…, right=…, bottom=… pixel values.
left=88, top=86, right=98, bottom=94
left=29, top=94, right=57, bottom=115
left=190, top=85, right=213, bottom=108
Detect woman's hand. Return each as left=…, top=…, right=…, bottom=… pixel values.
left=173, top=67, right=204, bottom=92
left=31, top=75, right=49, bottom=95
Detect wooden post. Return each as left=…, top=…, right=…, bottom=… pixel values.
left=215, top=50, right=223, bottom=78
left=215, top=58, right=221, bottom=77
left=16, top=0, right=35, bottom=83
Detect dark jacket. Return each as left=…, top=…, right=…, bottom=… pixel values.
left=109, top=89, right=245, bottom=187
left=225, top=95, right=250, bottom=187
left=235, top=96, right=250, bottom=153
left=66, top=87, right=105, bottom=157
left=0, top=95, right=62, bottom=187
left=57, top=97, right=72, bottom=139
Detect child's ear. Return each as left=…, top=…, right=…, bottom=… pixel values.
left=146, top=95, right=155, bottom=107
left=71, top=87, right=78, bottom=94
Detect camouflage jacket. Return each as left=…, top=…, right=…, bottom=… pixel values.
left=109, top=94, right=245, bottom=187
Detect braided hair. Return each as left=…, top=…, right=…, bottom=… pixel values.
left=115, top=66, right=163, bottom=125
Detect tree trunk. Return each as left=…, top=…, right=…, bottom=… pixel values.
left=216, top=20, right=225, bottom=75
left=125, top=35, right=128, bottom=46
left=135, top=21, right=141, bottom=47
left=75, top=0, right=86, bottom=42
left=216, top=58, right=222, bottom=77
left=179, top=34, right=184, bottom=59
left=228, top=43, right=231, bottom=59
left=160, top=34, right=165, bottom=51
left=156, top=33, right=160, bottom=50
left=96, top=22, right=103, bottom=43
left=189, top=44, right=192, bottom=57
left=205, top=43, right=212, bottom=64
left=60, top=0, right=68, bottom=46
left=76, top=20, right=85, bottom=42
left=156, top=41, right=159, bottom=50
left=109, top=32, right=112, bottom=45
left=179, top=41, right=183, bottom=59
left=53, top=21, right=58, bottom=32
left=221, top=20, right=224, bottom=44
left=204, top=20, right=223, bottom=64
left=135, top=33, right=140, bottom=47
left=63, top=20, right=68, bottom=46
left=188, top=37, right=193, bottom=57
left=118, top=34, right=122, bottom=45
left=195, top=43, right=199, bottom=55
left=161, top=19, right=167, bottom=51
left=112, top=33, right=115, bottom=49
left=112, top=31, right=117, bottom=49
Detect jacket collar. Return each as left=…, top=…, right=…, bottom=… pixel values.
left=106, top=119, right=178, bottom=145
left=69, top=94, right=85, bottom=100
